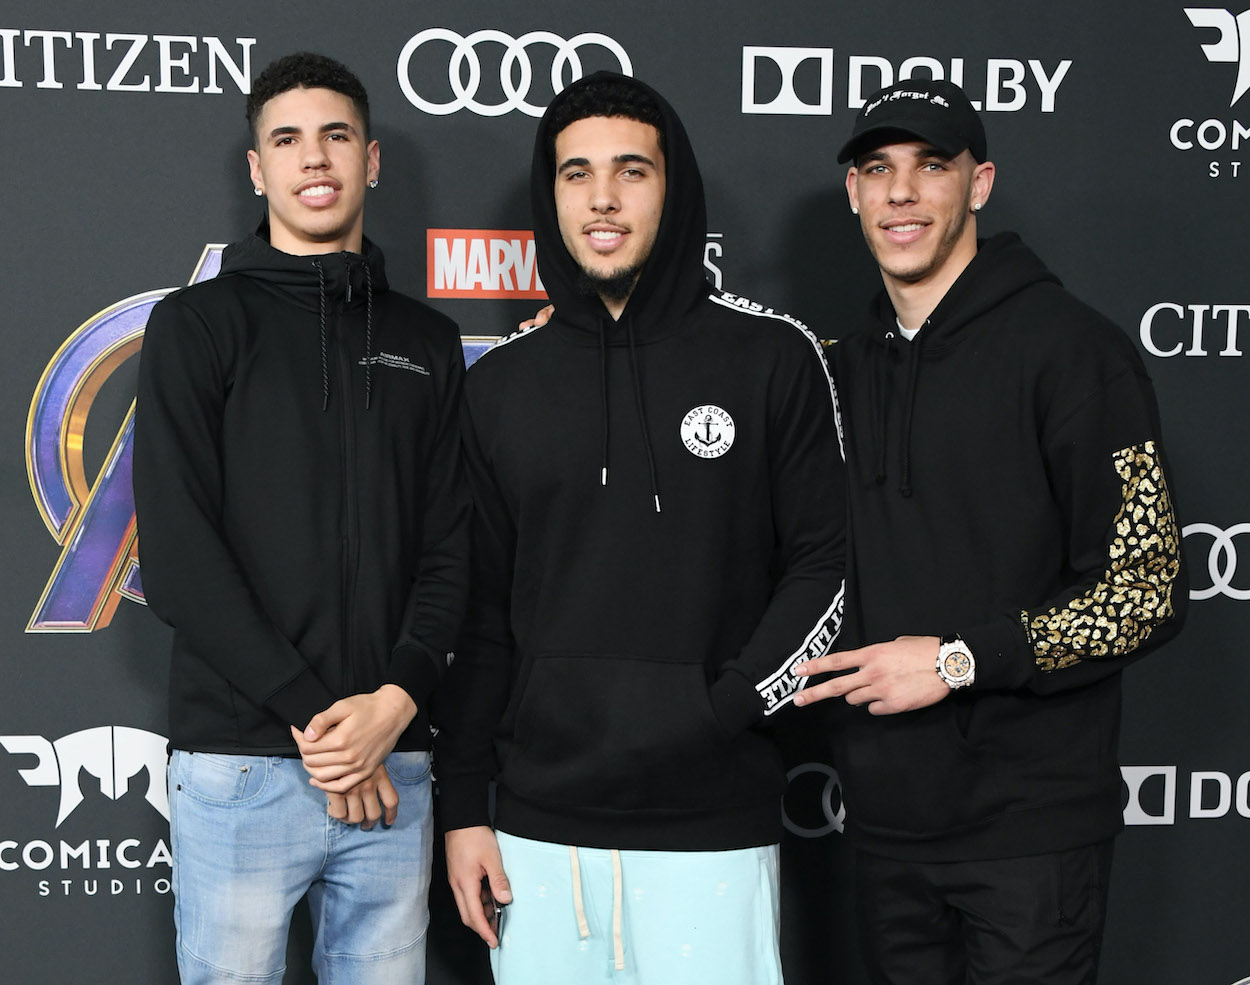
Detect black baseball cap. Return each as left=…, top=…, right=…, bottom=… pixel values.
left=837, top=78, right=987, bottom=165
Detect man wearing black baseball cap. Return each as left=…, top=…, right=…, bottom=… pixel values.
left=794, top=78, right=1186, bottom=983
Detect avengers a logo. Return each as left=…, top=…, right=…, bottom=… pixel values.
left=397, top=28, right=632, bottom=117
left=25, top=245, right=224, bottom=631
left=1183, top=522, right=1250, bottom=600
left=0, top=726, right=169, bottom=826
left=680, top=404, right=735, bottom=459
left=1186, top=7, right=1250, bottom=105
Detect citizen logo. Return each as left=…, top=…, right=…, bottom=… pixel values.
left=397, top=28, right=631, bottom=117
left=1182, top=522, right=1250, bottom=600
left=1186, top=7, right=1250, bottom=105
left=781, top=762, right=846, bottom=838
left=1121, top=765, right=1250, bottom=824
left=740, top=48, right=1072, bottom=115
left=0, top=30, right=253, bottom=92
left=0, top=726, right=169, bottom=826
left=1139, top=302, right=1248, bottom=356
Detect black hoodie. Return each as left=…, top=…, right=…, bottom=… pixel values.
left=433, top=74, right=847, bottom=850
left=831, top=232, right=1186, bottom=860
left=134, top=227, right=469, bottom=754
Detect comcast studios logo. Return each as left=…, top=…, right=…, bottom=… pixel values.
left=1169, top=6, right=1250, bottom=178
left=397, top=28, right=631, bottom=116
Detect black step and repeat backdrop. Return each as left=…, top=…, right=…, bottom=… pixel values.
left=2, top=1, right=1247, bottom=982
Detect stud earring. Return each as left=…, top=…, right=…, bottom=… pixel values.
left=972, top=202, right=982, bottom=211
left=369, top=179, right=379, bottom=189
left=254, top=187, right=263, bottom=197
left=851, top=206, right=859, bottom=215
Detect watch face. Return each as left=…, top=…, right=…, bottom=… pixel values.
left=943, top=652, right=971, bottom=679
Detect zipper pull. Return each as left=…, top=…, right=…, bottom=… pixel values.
left=346, top=278, right=352, bottom=304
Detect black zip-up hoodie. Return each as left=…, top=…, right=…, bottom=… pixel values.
left=134, top=226, right=469, bottom=754
left=433, top=74, right=847, bottom=850
left=831, top=232, right=1186, bottom=860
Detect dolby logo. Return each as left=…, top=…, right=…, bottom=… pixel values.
left=1121, top=765, right=1250, bottom=825
left=740, top=47, right=1072, bottom=115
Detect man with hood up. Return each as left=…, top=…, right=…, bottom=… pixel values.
left=434, top=72, right=846, bottom=983
left=793, top=79, right=1186, bottom=983
left=133, top=52, right=468, bottom=984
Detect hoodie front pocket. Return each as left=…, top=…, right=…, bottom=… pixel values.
left=503, top=653, right=741, bottom=812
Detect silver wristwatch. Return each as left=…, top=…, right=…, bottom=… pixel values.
left=936, top=634, right=975, bottom=690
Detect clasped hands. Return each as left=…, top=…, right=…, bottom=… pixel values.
left=290, top=683, right=417, bottom=829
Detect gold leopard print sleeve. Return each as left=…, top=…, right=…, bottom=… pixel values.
left=1024, top=441, right=1182, bottom=671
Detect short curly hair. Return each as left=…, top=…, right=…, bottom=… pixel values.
left=246, top=52, right=370, bottom=146
left=546, top=75, right=665, bottom=164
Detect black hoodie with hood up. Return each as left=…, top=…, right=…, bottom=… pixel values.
left=134, top=225, right=469, bottom=755
left=831, top=232, right=1186, bottom=861
left=433, top=74, right=847, bottom=851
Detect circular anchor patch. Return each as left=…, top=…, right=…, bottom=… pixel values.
left=680, top=405, right=735, bottom=458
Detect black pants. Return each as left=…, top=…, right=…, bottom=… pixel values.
left=855, top=841, right=1115, bottom=985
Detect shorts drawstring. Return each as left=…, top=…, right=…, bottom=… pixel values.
left=568, top=845, right=626, bottom=972
left=569, top=846, right=592, bottom=940
left=610, top=848, right=625, bottom=971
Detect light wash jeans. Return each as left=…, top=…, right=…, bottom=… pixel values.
left=169, top=749, right=433, bottom=985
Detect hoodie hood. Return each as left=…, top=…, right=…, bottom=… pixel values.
left=871, top=231, right=1060, bottom=350
left=221, top=219, right=390, bottom=312
left=530, top=72, right=709, bottom=343
left=865, top=231, right=1062, bottom=496
left=221, top=219, right=390, bottom=409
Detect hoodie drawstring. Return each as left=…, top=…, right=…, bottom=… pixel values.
left=871, top=324, right=923, bottom=497
left=625, top=317, right=663, bottom=513
left=312, top=258, right=375, bottom=412
left=599, top=320, right=610, bottom=487
left=363, top=262, right=374, bottom=410
left=871, top=331, right=894, bottom=485
left=314, top=260, right=330, bottom=412
left=897, top=326, right=923, bottom=498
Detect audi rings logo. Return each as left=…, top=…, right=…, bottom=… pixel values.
left=1183, top=522, right=1250, bottom=600
left=781, top=762, right=845, bottom=838
left=397, top=29, right=632, bottom=117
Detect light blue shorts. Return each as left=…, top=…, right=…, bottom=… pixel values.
left=169, top=749, right=433, bottom=985
left=491, top=830, right=783, bottom=985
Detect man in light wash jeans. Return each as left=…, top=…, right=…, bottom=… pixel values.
left=134, top=51, right=469, bottom=984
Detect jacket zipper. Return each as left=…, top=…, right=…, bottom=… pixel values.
left=336, top=281, right=360, bottom=697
